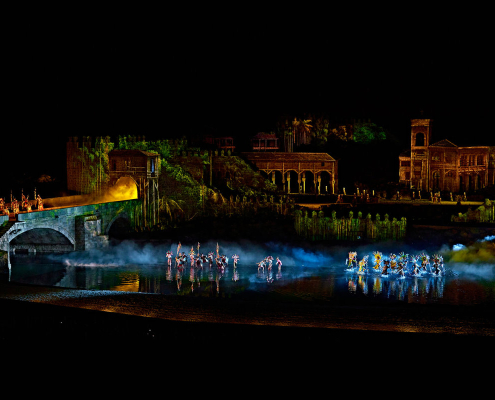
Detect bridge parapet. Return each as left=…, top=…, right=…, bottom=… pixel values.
left=0, top=199, right=142, bottom=253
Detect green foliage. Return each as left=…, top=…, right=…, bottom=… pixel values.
left=221, top=156, right=278, bottom=196
left=77, top=136, right=114, bottom=194
left=353, top=122, right=387, bottom=144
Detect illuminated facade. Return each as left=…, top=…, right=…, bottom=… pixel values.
left=108, top=150, right=160, bottom=227
left=242, top=152, right=337, bottom=194
left=399, top=119, right=495, bottom=192
left=251, top=132, right=279, bottom=151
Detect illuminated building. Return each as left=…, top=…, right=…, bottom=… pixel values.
left=242, top=152, right=338, bottom=194
left=251, top=132, right=279, bottom=151
left=399, top=119, right=495, bottom=192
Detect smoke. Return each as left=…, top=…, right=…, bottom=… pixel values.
left=439, top=235, right=495, bottom=279
left=51, top=241, right=164, bottom=267
left=48, top=234, right=495, bottom=285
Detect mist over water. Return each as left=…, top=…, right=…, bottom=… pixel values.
left=48, top=234, right=495, bottom=283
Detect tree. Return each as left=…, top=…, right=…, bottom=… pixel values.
left=293, top=117, right=312, bottom=147
left=353, top=122, right=386, bottom=144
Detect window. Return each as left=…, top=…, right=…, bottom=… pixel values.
left=415, top=132, right=425, bottom=146
left=477, top=155, right=484, bottom=165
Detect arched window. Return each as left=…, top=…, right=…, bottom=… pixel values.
left=415, top=132, right=425, bottom=146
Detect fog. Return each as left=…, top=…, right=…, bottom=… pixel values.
left=48, top=234, right=495, bottom=283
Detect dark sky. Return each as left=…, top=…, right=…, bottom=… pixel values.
left=3, top=16, right=493, bottom=189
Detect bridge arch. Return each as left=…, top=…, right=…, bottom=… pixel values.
left=108, top=176, right=139, bottom=201
left=9, top=226, right=75, bottom=253
left=106, top=211, right=133, bottom=238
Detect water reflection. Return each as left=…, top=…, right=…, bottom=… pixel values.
left=346, top=271, right=447, bottom=302
left=6, top=254, right=495, bottom=306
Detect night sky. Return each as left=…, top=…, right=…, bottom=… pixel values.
left=3, top=15, right=492, bottom=198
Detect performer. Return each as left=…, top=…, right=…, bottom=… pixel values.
left=189, top=247, right=195, bottom=266
left=276, top=257, right=282, bottom=269
left=431, top=254, right=443, bottom=275
left=372, top=251, right=382, bottom=271
left=346, top=252, right=357, bottom=270
left=232, top=254, right=239, bottom=267
left=389, top=253, right=397, bottom=271
left=419, top=253, right=429, bottom=272
left=357, top=255, right=369, bottom=274
left=166, top=250, right=173, bottom=266
left=381, top=260, right=390, bottom=276
left=196, top=255, right=203, bottom=268
left=398, top=252, right=409, bottom=270
left=410, top=255, right=420, bottom=276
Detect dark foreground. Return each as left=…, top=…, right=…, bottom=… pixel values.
left=1, top=281, right=494, bottom=357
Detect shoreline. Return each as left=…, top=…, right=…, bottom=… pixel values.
left=1, top=275, right=494, bottom=349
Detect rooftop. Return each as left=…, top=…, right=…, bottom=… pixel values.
left=108, top=149, right=159, bottom=157
left=242, top=152, right=336, bottom=162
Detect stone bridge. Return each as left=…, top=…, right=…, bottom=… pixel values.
left=0, top=199, right=143, bottom=254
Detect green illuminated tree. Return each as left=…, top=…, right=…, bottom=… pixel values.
left=353, top=122, right=386, bottom=144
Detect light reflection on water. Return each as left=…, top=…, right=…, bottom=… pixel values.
left=6, top=254, right=495, bottom=306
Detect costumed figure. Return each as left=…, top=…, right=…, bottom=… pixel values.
left=232, top=254, right=239, bottom=267
left=431, top=254, right=443, bottom=275
left=189, top=247, right=195, bottom=266
left=398, top=252, right=408, bottom=268
left=372, top=251, right=382, bottom=272
left=345, top=251, right=358, bottom=270
left=258, top=259, right=265, bottom=271
left=36, top=194, right=43, bottom=211
left=410, top=255, right=420, bottom=276
left=166, top=250, right=173, bottom=266
left=208, top=252, right=214, bottom=267
left=419, top=253, right=430, bottom=273
left=266, top=256, right=273, bottom=269
left=276, top=257, right=282, bottom=269
left=397, top=260, right=406, bottom=278
left=389, top=253, right=397, bottom=272
left=381, top=260, right=390, bottom=276
left=357, top=255, right=369, bottom=275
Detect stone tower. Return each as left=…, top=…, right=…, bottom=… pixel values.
left=410, top=118, right=432, bottom=191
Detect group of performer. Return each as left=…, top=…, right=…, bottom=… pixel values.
left=257, top=256, right=282, bottom=271
left=345, top=251, right=444, bottom=277
left=165, top=242, right=283, bottom=274
left=0, top=192, right=43, bottom=216
left=165, top=242, right=238, bottom=270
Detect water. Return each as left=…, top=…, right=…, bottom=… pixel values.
left=4, top=238, right=495, bottom=306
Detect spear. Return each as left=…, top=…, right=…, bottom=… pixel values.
left=177, top=241, right=181, bottom=256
